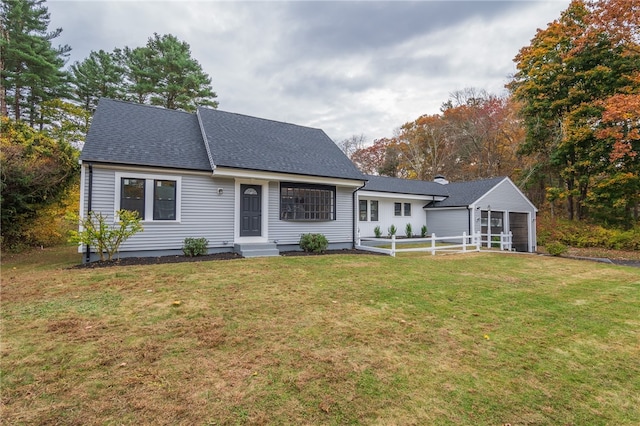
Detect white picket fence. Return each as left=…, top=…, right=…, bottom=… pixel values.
left=356, top=231, right=513, bottom=257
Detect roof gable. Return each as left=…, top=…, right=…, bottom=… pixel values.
left=80, top=98, right=212, bottom=171
left=197, top=107, right=364, bottom=180
left=431, top=177, right=505, bottom=207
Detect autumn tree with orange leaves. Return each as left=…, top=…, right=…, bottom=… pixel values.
left=509, top=0, right=639, bottom=226
left=349, top=89, right=528, bottom=186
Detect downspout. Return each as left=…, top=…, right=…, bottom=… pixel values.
left=352, top=181, right=367, bottom=248
left=85, top=163, right=93, bottom=263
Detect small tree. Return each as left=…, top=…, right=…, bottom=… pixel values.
left=374, top=225, right=382, bottom=238
left=69, top=210, right=143, bottom=261
left=405, top=223, right=413, bottom=238
left=388, top=224, right=397, bottom=237
left=421, top=225, right=428, bottom=238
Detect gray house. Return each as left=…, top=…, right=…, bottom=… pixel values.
left=79, top=99, right=537, bottom=261
left=79, top=99, right=366, bottom=261
left=357, top=175, right=537, bottom=252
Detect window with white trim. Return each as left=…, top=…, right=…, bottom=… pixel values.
left=404, top=202, right=411, bottom=216
left=359, top=199, right=368, bottom=221
left=116, top=173, right=181, bottom=222
left=153, top=180, right=176, bottom=220
left=370, top=200, right=378, bottom=221
left=121, top=178, right=145, bottom=218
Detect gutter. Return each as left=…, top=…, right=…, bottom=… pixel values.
left=85, top=163, right=93, bottom=263
left=352, top=180, right=367, bottom=248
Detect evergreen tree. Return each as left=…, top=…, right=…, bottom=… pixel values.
left=0, top=0, right=70, bottom=127
left=70, top=49, right=125, bottom=113
left=117, top=46, right=155, bottom=105
left=143, top=33, right=218, bottom=112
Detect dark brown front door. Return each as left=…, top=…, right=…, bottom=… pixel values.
left=240, top=184, right=261, bottom=237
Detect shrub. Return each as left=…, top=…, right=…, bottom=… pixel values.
left=69, top=209, right=143, bottom=261
left=183, top=237, right=209, bottom=256
left=405, top=223, right=413, bottom=238
left=374, top=225, right=382, bottom=238
left=546, top=241, right=568, bottom=256
left=388, top=224, right=397, bottom=237
left=537, top=214, right=640, bottom=250
left=299, top=233, right=328, bottom=253
left=421, top=225, right=428, bottom=238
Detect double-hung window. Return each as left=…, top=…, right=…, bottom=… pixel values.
left=404, top=203, right=411, bottom=216
left=369, top=200, right=378, bottom=221
left=117, top=173, right=180, bottom=221
left=359, top=199, right=379, bottom=221
left=280, top=182, right=336, bottom=221
left=153, top=180, right=176, bottom=220
left=359, top=200, right=368, bottom=221
left=394, top=202, right=412, bottom=217
left=121, top=178, right=146, bottom=218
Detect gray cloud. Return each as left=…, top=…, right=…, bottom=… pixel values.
left=48, top=0, right=569, bottom=143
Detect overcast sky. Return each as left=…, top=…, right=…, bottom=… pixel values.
left=48, top=0, right=570, bottom=144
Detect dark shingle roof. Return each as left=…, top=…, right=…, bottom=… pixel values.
left=197, top=107, right=364, bottom=180
left=80, top=98, right=212, bottom=171
left=431, top=177, right=505, bottom=207
left=362, top=175, right=449, bottom=197
left=361, top=175, right=507, bottom=207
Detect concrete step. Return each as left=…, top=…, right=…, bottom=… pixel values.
left=234, top=243, right=280, bottom=258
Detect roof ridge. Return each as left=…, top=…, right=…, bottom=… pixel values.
left=197, top=106, right=325, bottom=133
left=99, top=97, right=195, bottom=116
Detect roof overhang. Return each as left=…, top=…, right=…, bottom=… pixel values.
left=358, top=189, right=448, bottom=201
left=212, top=166, right=366, bottom=188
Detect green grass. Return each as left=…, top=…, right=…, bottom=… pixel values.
left=2, top=246, right=639, bottom=425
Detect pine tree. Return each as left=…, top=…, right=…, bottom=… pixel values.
left=70, top=49, right=125, bottom=113
left=144, top=33, right=218, bottom=112
left=0, top=0, right=70, bottom=127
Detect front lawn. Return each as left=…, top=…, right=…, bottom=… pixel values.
left=2, top=247, right=639, bottom=425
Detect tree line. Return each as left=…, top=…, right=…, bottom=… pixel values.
left=1, top=0, right=218, bottom=250
left=340, top=0, right=639, bottom=228
left=1, top=0, right=638, bottom=251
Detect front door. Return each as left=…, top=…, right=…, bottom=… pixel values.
left=240, top=184, right=261, bottom=237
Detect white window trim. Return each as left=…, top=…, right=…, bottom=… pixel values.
left=404, top=202, right=412, bottom=217
left=369, top=200, right=379, bottom=222
left=359, top=199, right=369, bottom=221
left=234, top=179, right=268, bottom=243
left=394, top=202, right=403, bottom=217
left=114, top=172, right=182, bottom=222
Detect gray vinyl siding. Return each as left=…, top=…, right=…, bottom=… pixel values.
left=476, top=180, right=536, bottom=214
left=268, top=182, right=355, bottom=244
left=475, top=180, right=537, bottom=252
left=86, top=166, right=235, bottom=252
left=426, top=208, right=469, bottom=237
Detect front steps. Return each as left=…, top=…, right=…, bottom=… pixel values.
left=234, top=242, right=280, bottom=258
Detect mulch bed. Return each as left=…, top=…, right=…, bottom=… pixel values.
left=71, top=249, right=379, bottom=269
